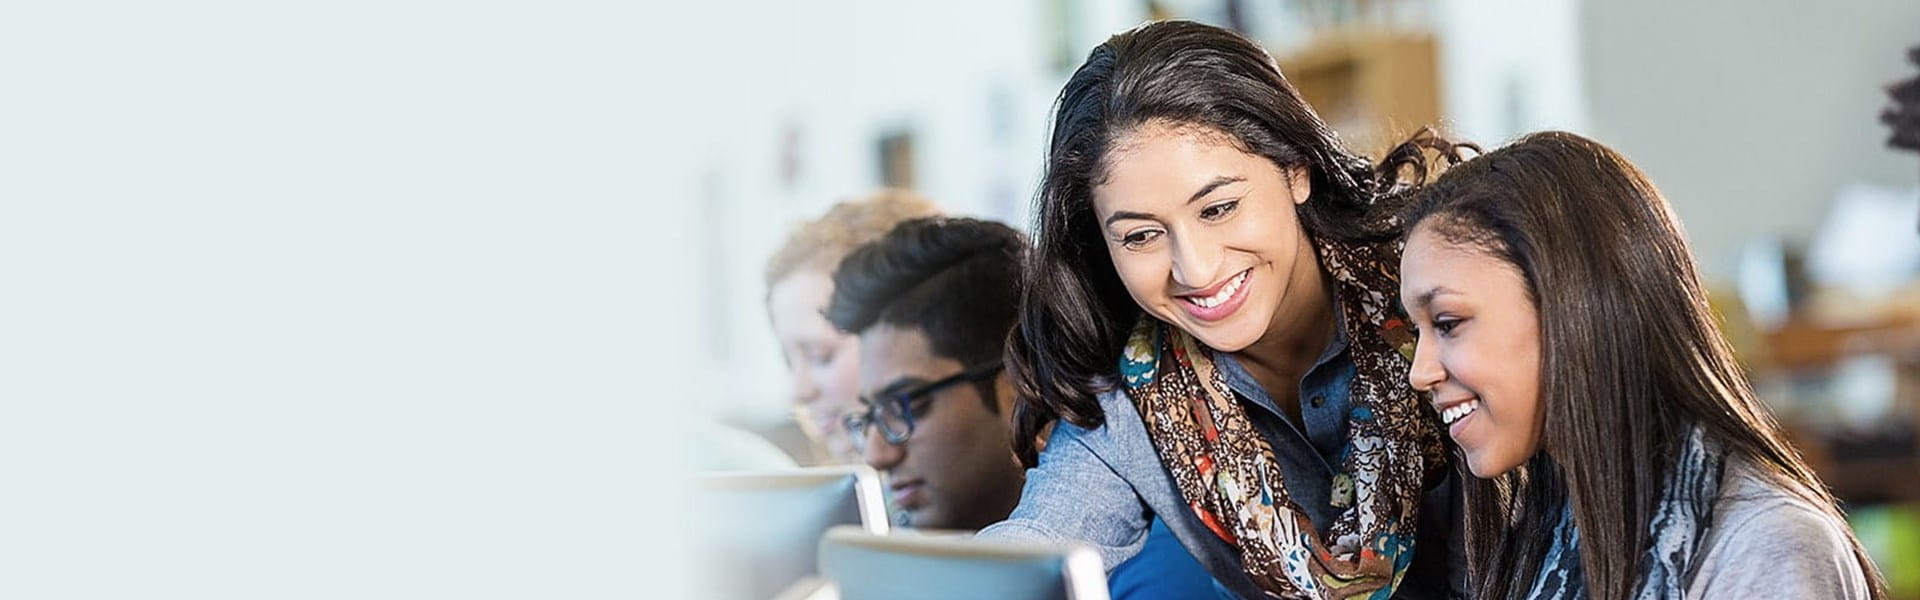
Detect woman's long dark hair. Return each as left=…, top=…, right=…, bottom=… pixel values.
left=1007, top=19, right=1455, bottom=465
left=1400, top=131, right=1887, bottom=599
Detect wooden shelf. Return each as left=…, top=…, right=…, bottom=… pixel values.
left=1275, top=29, right=1442, bottom=157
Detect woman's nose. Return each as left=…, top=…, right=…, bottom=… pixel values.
left=1168, top=232, right=1222, bottom=289
left=1407, top=337, right=1445, bottom=392
left=788, top=369, right=819, bottom=405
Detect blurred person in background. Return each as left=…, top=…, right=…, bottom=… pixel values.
left=829, top=216, right=1218, bottom=598
left=765, top=189, right=939, bottom=465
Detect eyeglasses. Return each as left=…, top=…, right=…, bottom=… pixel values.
left=843, top=359, right=1005, bottom=452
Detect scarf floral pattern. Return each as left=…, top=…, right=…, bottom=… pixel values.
left=1120, top=235, right=1446, bottom=599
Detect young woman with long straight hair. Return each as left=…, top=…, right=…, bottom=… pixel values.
left=1397, top=131, right=1886, bottom=598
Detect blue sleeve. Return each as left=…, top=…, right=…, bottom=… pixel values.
left=976, top=419, right=1153, bottom=571
left=1106, top=517, right=1223, bottom=600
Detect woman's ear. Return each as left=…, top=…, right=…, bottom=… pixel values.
left=1032, top=420, right=1057, bottom=455
left=1287, top=165, right=1312, bottom=205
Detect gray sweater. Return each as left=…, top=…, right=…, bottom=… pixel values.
left=1685, top=459, right=1873, bottom=598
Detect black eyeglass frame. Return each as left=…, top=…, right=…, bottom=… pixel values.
left=843, top=359, right=1005, bottom=451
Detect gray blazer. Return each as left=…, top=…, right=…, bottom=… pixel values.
left=979, top=387, right=1464, bottom=599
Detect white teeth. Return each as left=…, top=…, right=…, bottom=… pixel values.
left=1186, top=270, right=1248, bottom=309
left=1441, top=399, right=1480, bottom=425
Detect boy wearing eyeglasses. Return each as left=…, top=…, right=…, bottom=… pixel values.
left=824, top=216, right=1027, bottom=531
left=826, top=216, right=1217, bottom=599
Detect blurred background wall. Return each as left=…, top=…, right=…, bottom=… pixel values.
left=1584, top=0, right=1920, bottom=277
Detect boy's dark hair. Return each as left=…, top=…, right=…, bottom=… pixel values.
left=826, top=217, right=1025, bottom=409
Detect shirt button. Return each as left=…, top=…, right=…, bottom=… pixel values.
left=1310, top=395, right=1325, bottom=408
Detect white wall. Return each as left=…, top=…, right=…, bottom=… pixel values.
left=7, top=1, right=702, bottom=597
left=1433, top=0, right=1589, bottom=144
left=1582, top=0, right=1920, bottom=280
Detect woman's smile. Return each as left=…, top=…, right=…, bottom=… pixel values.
left=1175, top=267, right=1253, bottom=321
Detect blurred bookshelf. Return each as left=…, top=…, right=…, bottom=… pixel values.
left=1276, top=28, right=1442, bottom=157
left=1720, top=282, right=1920, bottom=595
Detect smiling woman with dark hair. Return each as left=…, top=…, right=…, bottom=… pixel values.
left=978, top=20, right=1469, bottom=599
left=1398, top=131, right=1886, bottom=598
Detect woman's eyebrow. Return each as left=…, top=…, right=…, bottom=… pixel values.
left=1185, top=175, right=1245, bottom=204
left=1409, top=286, right=1458, bottom=311
left=1104, top=210, right=1156, bottom=226
left=1101, top=175, right=1246, bottom=227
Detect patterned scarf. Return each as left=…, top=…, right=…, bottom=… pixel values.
left=1525, top=428, right=1726, bottom=599
left=1118, top=235, right=1447, bottom=599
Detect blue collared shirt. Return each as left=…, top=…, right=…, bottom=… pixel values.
left=1212, top=313, right=1356, bottom=536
